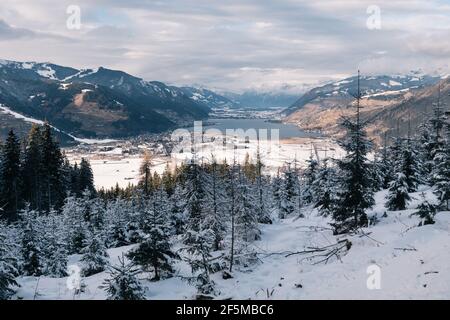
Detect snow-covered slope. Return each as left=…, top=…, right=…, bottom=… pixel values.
left=14, top=187, right=450, bottom=300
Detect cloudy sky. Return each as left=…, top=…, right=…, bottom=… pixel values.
left=1, top=0, right=450, bottom=93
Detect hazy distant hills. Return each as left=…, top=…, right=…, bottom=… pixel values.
left=283, top=73, right=446, bottom=143
left=222, top=90, right=299, bottom=109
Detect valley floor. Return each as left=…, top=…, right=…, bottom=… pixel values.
left=14, top=188, right=450, bottom=300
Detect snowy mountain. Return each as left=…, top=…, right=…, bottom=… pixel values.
left=0, top=60, right=232, bottom=141
left=284, top=73, right=439, bottom=116
left=283, top=73, right=443, bottom=143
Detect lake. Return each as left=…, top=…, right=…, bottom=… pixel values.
left=199, top=118, right=321, bottom=140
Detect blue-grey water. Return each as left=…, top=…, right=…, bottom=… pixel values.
left=197, top=118, right=320, bottom=139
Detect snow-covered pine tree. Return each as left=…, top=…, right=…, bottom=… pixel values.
left=77, top=158, right=96, bottom=197
left=400, top=133, right=421, bottom=192
left=181, top=160, right=218, bottom=297
left=20, top=207, right=42, bottom=276
left=230, top=166, right=260, bottom=269
left=433, top=124, right=450, bottom=210
left=103, top=255, right=145, bottom=300
left=331, top=71, right=374, bottom=235
left=62, top=195, right=88, bottom=254
left=41, top=211, right=68, bottom=277
left=80, top=230, right=109, bottom=277
left=313, top=158, right=336, bottom=216
left=378, top=132, right=395, bottom=189
left=279, top=163, right=297, bottom=219
left=386, top=172, right=411, bottom=211
left=235, top=166, right=260, bottom=242
left=411, top=193, right=437, bottom=226
left=104, top=198, right=130, bottom=248
left=127, top=196, right=178, bottom=281
left=271, top=169, right=282, bottom=215
left=203, top=159, right=227, bottom=251
left=255, top=144, right=272, bottom=224
left=40, top=123, right=65, bottom=211
left=0, top=129, right=21, bottom=220
left=303, top=152, right=319, bottom=204
left=0, top=221, right=19, bottom=299
left=168, top=184, right=186, bottom=235
left=21, top=125, right=43, bottom=211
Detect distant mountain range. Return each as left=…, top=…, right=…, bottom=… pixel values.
left=282, top=73, right=447, bottom=143
left=221, top=90, right=299, bottom=109
left=1, top=59, right=448, bottom=145
left=0, top=60, right=235, bottom=142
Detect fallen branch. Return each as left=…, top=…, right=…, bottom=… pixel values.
left=394, top=246, right=417, bottom=252
left=285, top=239, right=352, bottom=265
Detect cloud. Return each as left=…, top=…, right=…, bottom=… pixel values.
left=0, top=19, right=35, bottom=40
left=0, top=0, right=449, bottom=92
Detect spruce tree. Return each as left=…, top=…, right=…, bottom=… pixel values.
left=433, top=125, right=450, bottom=210
left=331, top=71, right=374, bottom=234
left=78, top=158, right=96, bottom=197
left=0, top=221, right=18, bottom=299
left=103, top=255, right=145, bottom=300
left=279, top=163, right=297, bottom=218
left=313, top=158, right=336, bottom=216
left=386, top=173, right=411, bottom=211
left=127, top=197, right=178, bottom=281
left=40, top=123, right=65, bottom=211
left=81, top=231, right=109, bottom=276
left=303, top=152, right=319, bottom=204
left=0, top=129, right=21, bottom=220
left=41, top=211, right=68, bottom=277
left=21, top=125, right=43, bottom=211
left=181, top=159, right=217, bottom=297
left=20, top=207, right=42, bottom=276
left=411, top=194, right=437, bottom=226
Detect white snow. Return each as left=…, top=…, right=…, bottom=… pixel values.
left=37, top=64, right=57, bottom=80
left=0, top=104, right=45, bottom=125
left=14, top=187, right=450, bottom=300
left=0, top=104, right=118, bottom=146
left=389, top=80, right=402, bottom=86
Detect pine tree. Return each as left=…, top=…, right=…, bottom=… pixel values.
left=411, top=194, right=437, bottom=226
left=0, top=221, right=19, bottom=299
left=255, top=145, right=272, bottom=224
left=378, top=132, right=395, bottom=189
left=41, top=211, right=68, bottom=277
left=104, top=199, right=130, bottom=248
left=103, top=255, right=145, bottom=300
left=20, top=207, right=42, bottom=276
left=313, top=158, right=336, bottom=216
left=400, top=136, right=421, bottom=192
left=303, top=152, right=319, bottom=204
left=77, top=158, right=96, bottom=197
left=433, top=125, right=450, bottom=210
left=279, top=163, right=297, bottom=218
left=40, top=123, right=65, bottom=211
left=331, top=71, right=374, bottom=235
left=128, top=197, right=178, bottom=281
left=203, top=159, right=227, bottom=251
left=21, top=125, right=43, bottom=211
left=168, top=185, right=186, bottom=235
left=0, top=129, right=21, bottom=220
left=81, top=231, right=109, bottom=276
left=271, top=170, right=282, bottom=214
left=181, top=160, right=217, bottom=297
left=386, top=173, right=411, bottom=211
left=62, top=196, right=88, bottom=254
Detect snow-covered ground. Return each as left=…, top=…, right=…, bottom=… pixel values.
left=71, top=138, right=344, bottom=189
left=14, top=187, right=450, bottom=300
